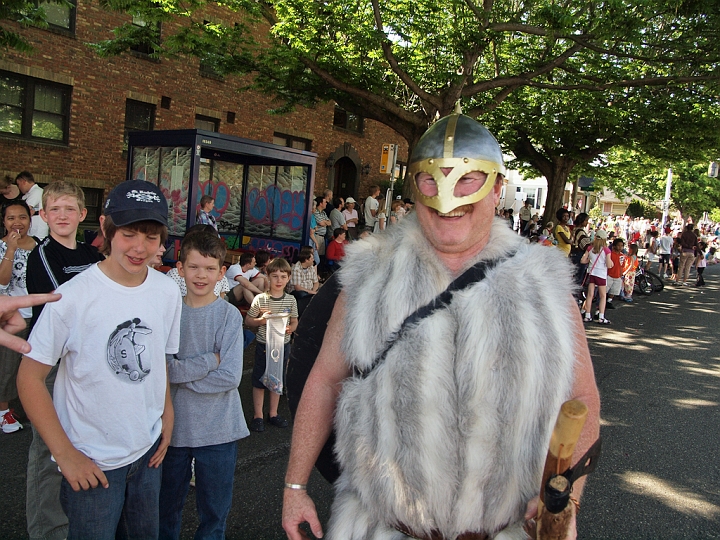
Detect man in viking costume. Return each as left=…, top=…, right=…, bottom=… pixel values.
left=282, top=113, right=600, bottom=540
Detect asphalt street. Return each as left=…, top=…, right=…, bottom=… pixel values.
left=1, top=264, right=719, bottom=539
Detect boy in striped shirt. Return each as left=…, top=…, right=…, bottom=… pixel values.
left=245, top=258, right=298, bottom=432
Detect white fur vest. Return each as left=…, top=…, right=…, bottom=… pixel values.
left=329, top=215, right=578, bottom=540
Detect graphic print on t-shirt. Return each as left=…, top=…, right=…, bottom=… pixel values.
left=107, top=318, right=153, bottom=382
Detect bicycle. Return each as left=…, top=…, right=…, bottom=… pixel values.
left=635, top=256, right=665, bottom=295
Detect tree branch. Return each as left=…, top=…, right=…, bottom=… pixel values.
left=463, top=43, right=584, bottom=95
left=297, top=56, right=423, bottom=127
left=466, top=84, right=520, bottom=117
left=370, top=0, right=441, bottom=110
left=526, top=75, right=720, bottom=91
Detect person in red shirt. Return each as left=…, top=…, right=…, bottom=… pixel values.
left=606, top=238, right=625, bottom=310
left=325, top=228, right=347, bottom=268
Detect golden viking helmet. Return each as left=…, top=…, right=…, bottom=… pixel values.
left=408, top=113, right=505, bottom=214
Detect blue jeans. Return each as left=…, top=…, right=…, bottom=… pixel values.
left=159, top=441, right=238, bottom=540
left=60, top=438, right=161, bottom=540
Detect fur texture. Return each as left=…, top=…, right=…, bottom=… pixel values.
left=330, top=215, right=578, bottom=539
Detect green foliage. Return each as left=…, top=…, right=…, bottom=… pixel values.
left=588, top=203, right=604, bottom=221
left=595, top=146, right=720, bottom=222
left=710, top=208, right=720, bottom=223
left=625, top=199, right=657, bottom=219
left=0, top=0, right=53, bottom=52
left=88, top=0, right=720, bottom=146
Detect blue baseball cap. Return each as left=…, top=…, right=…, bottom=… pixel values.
left=103, top=180, right=168, bottom=227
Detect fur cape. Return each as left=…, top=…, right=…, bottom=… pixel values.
left=329, top=215, right=579, bottom=540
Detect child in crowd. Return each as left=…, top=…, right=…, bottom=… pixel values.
left=581, top=229, right=613, bottom=325
left=24, top=181, right=104, bottom=540
left=621, top=243, right=640, bottom=302
left=225, top=252, right=267, bottom=305
left=196, top=195, right=218, bottom=232
left=289, top=247, right=319, bottom=317
left=166, top=225, right=230, bottom=298
left=159, top=231, right=248, bottom=539
left=695, top=242, right=707, bottom=287
left=245, top=258, right=298, bottom=432
left=17, top=180, right=181, bottom=539
left=605, top=238, right=625, bottom=310
left=0, top=201, right=39, bottom=434
left=325, top=228, right=347, bottom=267
left=254, top=249, right=271, bottom=289
left=670, top=237, right=681, bottom=281
left=707, top=246, right=717, bottom=265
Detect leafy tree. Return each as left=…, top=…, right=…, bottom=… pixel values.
left=588, top=203, right=604, bottom=222
left=0, top=0, right=54, bottom=52
left=489, top=81, right=720, bottom=223
left=594, top=147, right=720, bottom=223
left=9, top=0, right=720, bottom=215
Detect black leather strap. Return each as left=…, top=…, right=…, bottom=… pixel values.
left=354, top=251, right=515, bottom=378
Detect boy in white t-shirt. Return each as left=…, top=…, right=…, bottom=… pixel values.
left=17, top=180, right=182, bottom=539
left=225, top=251, right=268, bottom=305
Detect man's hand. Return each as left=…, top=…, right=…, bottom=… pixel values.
left=0, top=293, right=61, bottom=353
left=528, top=495, right=579, bottom=540
left=282, top=489, right=324, bottom=540
left=56, top=447, right=109, bottom=492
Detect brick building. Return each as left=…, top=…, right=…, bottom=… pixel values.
left=0, top=2, right=408, bottom=233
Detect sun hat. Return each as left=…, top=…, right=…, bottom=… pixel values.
left=345, top=197, right=356, bottom=204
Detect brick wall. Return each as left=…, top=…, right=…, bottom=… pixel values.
left=0, top=2, right=408, bottom=201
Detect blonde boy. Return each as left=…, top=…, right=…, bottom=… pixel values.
left=25, top=180, right=104, bottom=540
left=245, top=258, right=298, bottom=432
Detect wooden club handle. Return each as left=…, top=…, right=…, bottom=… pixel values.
left=536, top=400, right=588, bottom=540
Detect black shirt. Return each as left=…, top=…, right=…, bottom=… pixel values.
left=26, top=235, right=104, bottom=326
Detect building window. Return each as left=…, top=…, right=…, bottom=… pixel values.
left=81, top=187, right=104, bottom=225
left=0, top=70, right=70, bottom=143
left=123, top=99, right=155, bottom=152
left=129, top=16, right=159, bottom=58
left=333, top=105, right=363, bottom=134
left=37, top=0, right=76, bottom=33
left=524, top=188, right=537, bottom=209
left=195, top=115, right=219, bottom=132
left=273, top=132, right=312, bottom=151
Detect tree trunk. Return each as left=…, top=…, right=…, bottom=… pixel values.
left=541, top=159, right=577, bottom=226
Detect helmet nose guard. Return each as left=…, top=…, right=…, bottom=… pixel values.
left=408, top=114, right=505, bottom=214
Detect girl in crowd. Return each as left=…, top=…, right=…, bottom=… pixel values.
left=581, top=229, right=613, bottom=325
left=0, top=201, right=38, bottom=433
left=622, top=243, right=640, bottom=302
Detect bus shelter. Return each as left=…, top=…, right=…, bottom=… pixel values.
left=127, top=129, right=316, bottom=262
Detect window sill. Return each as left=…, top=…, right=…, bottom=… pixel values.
left=41, top=25, right=77, bottom=39
left=332, top=125, right=364, bottom=137
left=0, top=134, right=69, bottom=148
left=199, top=70, right=225, bottom=82
left=129, top=50, right=161, bottom=63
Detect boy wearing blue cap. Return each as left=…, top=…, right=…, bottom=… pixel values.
left=17, top=180, right=182, bottom=540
